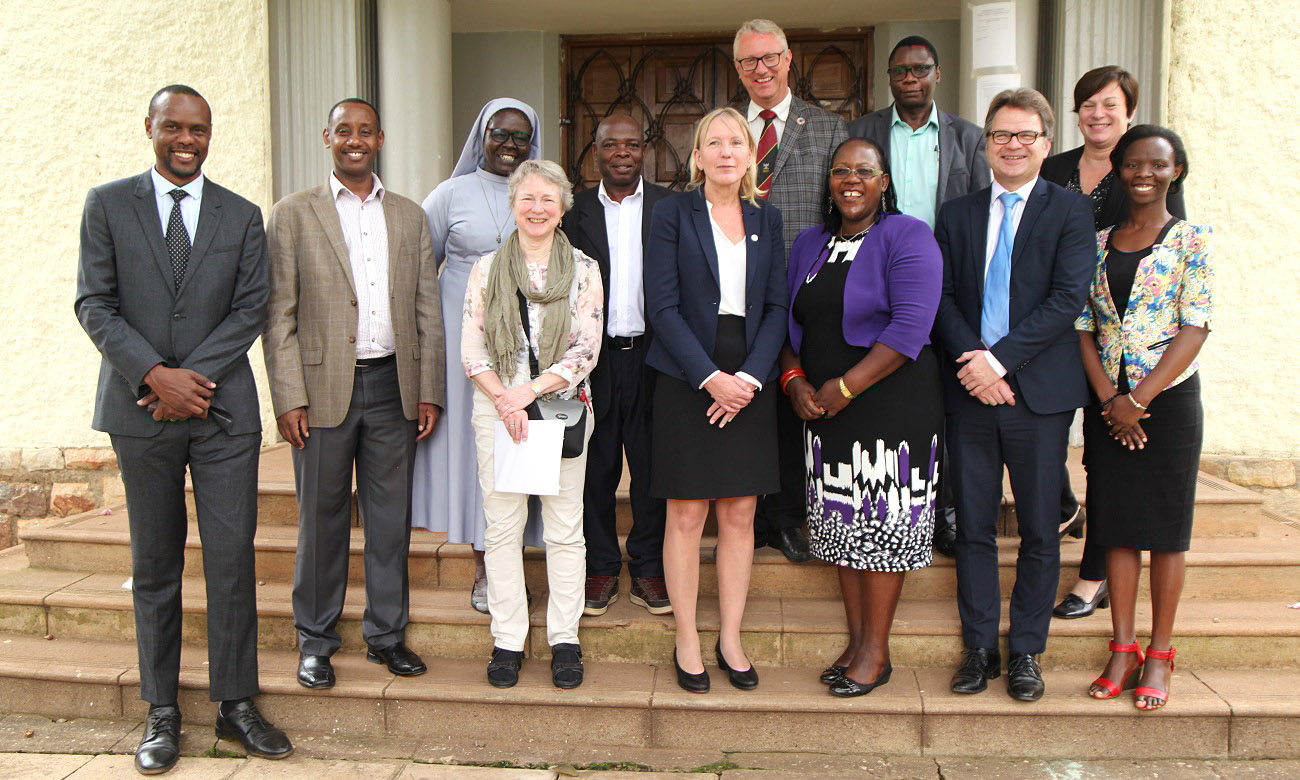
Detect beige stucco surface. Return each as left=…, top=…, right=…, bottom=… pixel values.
left=1166, top=0, right=1300, bottom=456
left=1, top=0, right=275, bottom=448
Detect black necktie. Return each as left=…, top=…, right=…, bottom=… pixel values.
left=165, top=189, right=190, bottom=290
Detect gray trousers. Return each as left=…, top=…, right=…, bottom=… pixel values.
left=111, top=419, right=261, bottom=705
left=292, top=359, right=417, bottom=656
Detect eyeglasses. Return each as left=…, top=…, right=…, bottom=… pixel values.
left=487, top=128, right=532, bottom=146
left=736, top=50, right=786, bottom=72
left=886, top=64, right=935, bottom=80
left=830, top=166, right=883, bottom=180
left=986, top=130, right=1047, bottom=145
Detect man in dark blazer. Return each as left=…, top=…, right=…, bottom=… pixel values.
left=75, top=85, right=291, bottom=774
left=932, top=88, right=1094, bottom=702
left=561, top=115, right=673, bottom=617
left=263, top=99, right=445, bottom=689
left=734, top=18, right=848, bottom=562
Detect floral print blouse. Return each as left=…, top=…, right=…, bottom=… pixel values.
left=1075, top=220, right=1214, bottom=391
left=462, top=248, right=604, bottom=404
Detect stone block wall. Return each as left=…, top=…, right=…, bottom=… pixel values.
left=0, top=447, right=123, bottom=550
left=1200, top=456, right=1300, bottom=521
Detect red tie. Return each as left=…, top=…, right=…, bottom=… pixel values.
left=755, top=109, right=777, bottom=200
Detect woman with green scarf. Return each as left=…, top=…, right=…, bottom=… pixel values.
left=462, top=159, right=604, bottom=690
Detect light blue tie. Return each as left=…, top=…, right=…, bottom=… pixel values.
left=981, top=192, right=1021, bottom=347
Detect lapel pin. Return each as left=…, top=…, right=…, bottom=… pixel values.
left=751, top=234, right=759, bottom=242
left=796, top=116, right=806, bottom=126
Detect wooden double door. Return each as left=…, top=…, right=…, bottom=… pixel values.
left=562, top=31, right=873, bottom=192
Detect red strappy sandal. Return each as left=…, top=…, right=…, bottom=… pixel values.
left=1090, top=640, right=1145, bottom=699
left=1134, top=645, right=1176, bottom=710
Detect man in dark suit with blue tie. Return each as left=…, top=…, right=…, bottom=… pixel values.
left=933, top=88, right=1094, bottom=701
left=76, top=86, right=291, bottom=774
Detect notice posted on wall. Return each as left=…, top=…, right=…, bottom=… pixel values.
left=972, top=1, right=1017, bottom=70
left=976, top=73, right=1022, bottom=123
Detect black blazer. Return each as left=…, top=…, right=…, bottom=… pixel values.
left=561, top=178, right=672, bottom=418
left=1041, top=144, right=1187, bottom=230
left=933, top=177, right=1095, bottom=415
left=643, top=188, right=788, bottom=388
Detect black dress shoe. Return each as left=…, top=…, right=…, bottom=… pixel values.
left=951, top=647, right=1001, bottom=694
left=1007, top=653, right=1045, bottom=701
left=296, top=653, right=334, bottom=689
left=933, top=523, right=957, bottom=558
left=771, top=527, right=813, bottom=563
left=715, top=640, right=758, bottom=690
left=819, top=665, right=847, bottom=684
left=135, top=703, right=180, bottom=775
left=215, top=699, right=292, bottom=759
left=673, top=648, right=710, bottom=693
left=487, top=647, right=524, bottom=688
left=1052, top=580, right=1109, bottom=619
left=550, top=643, right=584, bottom=689
left=366, top=641, right=427, bottom=676
left=829, top=661, right=892, bottom=697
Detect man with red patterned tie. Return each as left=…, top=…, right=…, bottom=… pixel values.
left=733, top=18, right=847, bottom=562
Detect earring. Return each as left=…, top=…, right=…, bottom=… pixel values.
left=827, top=200, right=833, bottom=215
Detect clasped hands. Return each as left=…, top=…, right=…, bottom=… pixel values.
left=956, top=350, right=1016, bottom=406
left=495, top=383, right=539, bottom=444
left=705, top=373, right=756, bottom=428
left=787, top=377, right=856, bottom=420
left=1101, top=390, right=1149, bottom=450
left=138, top=365, right=214, bottom=423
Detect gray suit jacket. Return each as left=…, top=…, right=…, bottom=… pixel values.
left=75, top=171, right=269, bottom=437
left=848, top=104, right=991, bottom=214
left=766, top=95, right=849, bottom=257
left=262, top=184, right=446, bottom=429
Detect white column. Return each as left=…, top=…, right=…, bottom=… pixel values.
left=376, top=0, right=453, bottom=201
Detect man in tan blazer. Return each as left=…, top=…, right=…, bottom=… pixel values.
left=263, top=98, right=445, bottom=688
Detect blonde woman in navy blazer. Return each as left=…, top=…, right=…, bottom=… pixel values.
left=644, top=107, right=788, bottom=693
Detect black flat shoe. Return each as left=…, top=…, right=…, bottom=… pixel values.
left=951, top=647, right=1000, bottom=694
left=932, top=523, right=957, bottom=558
left=771, top=527, right=813, bottom=563
left=1059, top=506, right=1086, bottom=539
left=1007, top=652, right=1045, bottom=701
left=673, top=648, right=710, bottom=693
left=715, top=640, right=758, bottom=690
left=550, top=643, right=584, bottom=689
left=487, top=647, right=524, bottom=688
left=135, top=704, right=180, bottom=775
left=829, top=661, right=892, bottom=697
left=215, top=699, right=293, bottom=759
left=1052, top=580, right=1109, bottom=619
left=296, top=653, right=334, bottom=689
left=366, top=641, right=427, bottom=676
left=819, top=664, right=847, bottom=684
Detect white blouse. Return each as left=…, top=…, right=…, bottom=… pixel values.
left=706, top=199, right=747, bottom=317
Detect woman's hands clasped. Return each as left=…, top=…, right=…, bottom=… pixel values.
left=495, top=384, right=538, bottom=444
left=1102, top=392, right=1150, bottom=451
left=704, top=372, right=756, bottom=428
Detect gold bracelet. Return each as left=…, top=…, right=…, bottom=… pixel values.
left=838, top=377, right=856, bottom=399
left=1128, top=394, right=1147, bottom=411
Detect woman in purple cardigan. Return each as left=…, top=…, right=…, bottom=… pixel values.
left=778, top=138, right=943, bottom=697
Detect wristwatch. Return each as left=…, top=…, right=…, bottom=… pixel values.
left=529, top=379, right=543, bottom=395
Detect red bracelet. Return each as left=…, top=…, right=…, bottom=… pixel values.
left=780, top=368, right=807, bottom=395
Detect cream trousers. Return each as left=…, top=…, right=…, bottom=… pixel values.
left=471, top=390, right=592, bottom=651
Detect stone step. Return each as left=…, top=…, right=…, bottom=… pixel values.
left=20, top=509, right=1300, bottom=601
left=0, top=632, right=1294, bottom=760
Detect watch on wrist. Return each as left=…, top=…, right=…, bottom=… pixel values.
left=529, top=379, right=543, bottom=395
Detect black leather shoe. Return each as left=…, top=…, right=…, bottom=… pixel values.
left=771, top=527, right=813, bottom=563
left=673, top=648, right=710, bottom=693
left=487, top=647, right=524, bottom=688
left=951, top=647, right=1001, bottom=694
left=829, top=661, right=892, bottom=697
left=819, top=665, right=847, bottom=684
left=550, top=643, right=584, bottom=689
left=1059, top=505, right=1086, bottom=539
left=715, top=640, right=759, bottom=690
left=1007, top=653, right=1045, bottom=701
left=366, top=641, right=427, bottom=676
left=215, top=699, right=292, bottom=759
left=296, top=653, right=334, bottom=689
left=135, top=703, right=180, bottom=775
left=1053, top=580, right=1109, bottom=619
left=933, top=523, right=957, bottom=558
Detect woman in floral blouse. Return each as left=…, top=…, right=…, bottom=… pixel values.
left=1075, top=125, right=1212, bottom=711
left=462, top=159, right=603, bottom=690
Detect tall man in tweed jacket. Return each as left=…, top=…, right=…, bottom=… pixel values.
left=733, top=19, right=848, bottom=562
left=263, top=98, right=445, bottom=689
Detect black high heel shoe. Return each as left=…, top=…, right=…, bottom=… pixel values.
left=1058, top=506, right=1086, bottom=539
left=715, top=640, right=759, bottom=690
left=819, top=665, right=847, bottom=684
left=829, top=661, right=892, bottom=697
left=1052, top=579, right=1109, bottom=619
left=673, top=648, right=710, bottom=693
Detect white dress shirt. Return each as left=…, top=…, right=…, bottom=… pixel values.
left=746, top=88, right=794, bottom=146
left=597, top=178, right=645, bottom=338
left=981, top=176, right=1038, bottom=376
left=701, top=199, right=761, bottom=390
left=151, top=168, right=203, bottom=242
left=330, top=172, right=394, bottom=360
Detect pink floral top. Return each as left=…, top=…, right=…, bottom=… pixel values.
left=462, top=248, right=604, bottom=403
left=1075, top=220, right=1214, bottom=391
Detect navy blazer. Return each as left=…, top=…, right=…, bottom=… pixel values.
left=932, top=177, right=1095, bottom=415
left=643, top=188, right=788, bottom=388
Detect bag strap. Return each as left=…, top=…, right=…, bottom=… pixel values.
left=515, top=289, right=541, bottom=380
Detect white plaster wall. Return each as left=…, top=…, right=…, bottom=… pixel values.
left=0, top=0, right=274, bottom=448
left=1167, top=0, right=1300, bottom=457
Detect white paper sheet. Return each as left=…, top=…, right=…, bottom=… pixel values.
left=976, top=73, right=1023, bottom=124
left=493, top=419, right=563, bottom=495
left=972, top=2, right=1017, bottom=70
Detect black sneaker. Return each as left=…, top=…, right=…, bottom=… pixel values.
left=630, top=576, right=672, bottom=615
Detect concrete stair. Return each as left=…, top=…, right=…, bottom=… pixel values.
left=1, top=443, right=1297, bottom=761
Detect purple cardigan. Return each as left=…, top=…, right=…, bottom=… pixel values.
left=786, top=214, right=942, bottom=360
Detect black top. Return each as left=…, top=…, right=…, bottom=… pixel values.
left=1041, top=145, right=1186, bottom=230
